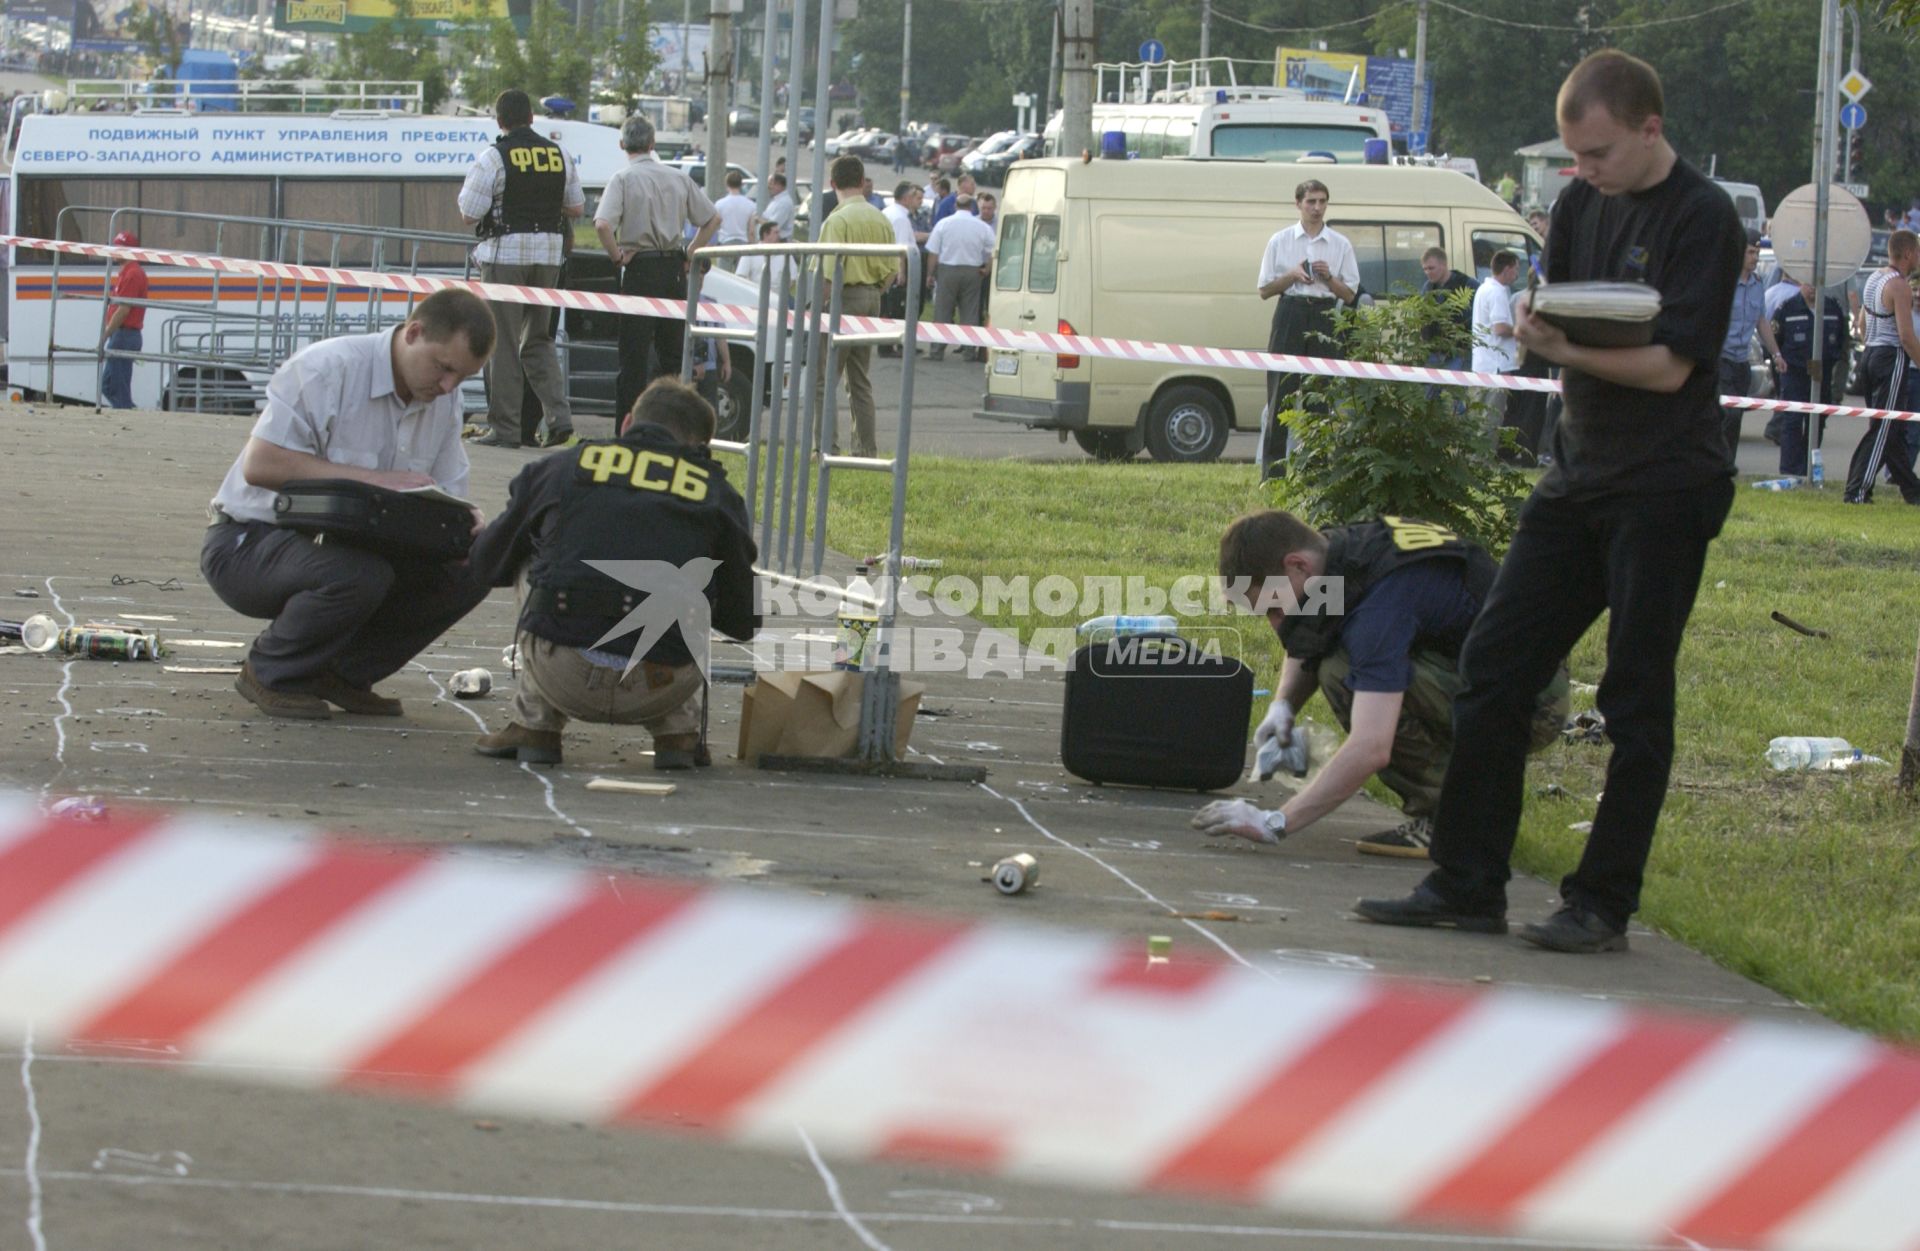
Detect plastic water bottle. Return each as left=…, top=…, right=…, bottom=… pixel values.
left=1809, top=447, right=1825, bottom=487
left=1765, top=736, right=1860, bottom=771
left=1751, top=477, right=1801, bottom=491
left=1076, top=614, right=1179, bottom=641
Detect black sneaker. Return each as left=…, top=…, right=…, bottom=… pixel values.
left=539, top=428, right=578, bottom=449
left=1353, top=883, right=1507, bottom=934
left=1357, top=816, right=1432, bottom=859
left=1519, top=904, right=1628, bottom=953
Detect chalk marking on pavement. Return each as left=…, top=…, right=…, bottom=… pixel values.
left=21, top=1022, right=48, bottom=1251
left=798, top=1124, right=895, bottom=1251
left=411, top=662, right=593, bottom=839
left=906, top=741, right=1270, bottom=980
left=0, top=1167, right=1682, bottom=1247
left=43, top=576, right=76, bottom=790
left=977, top=779, right=1269, bottom=977
left=519, top=763, right=593, bottom=839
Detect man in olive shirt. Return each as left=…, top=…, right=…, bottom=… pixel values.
left=814, top=154, right=897, bottom=458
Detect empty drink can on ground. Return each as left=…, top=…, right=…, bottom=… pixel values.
left=991, top=853, right=1039, bottom=894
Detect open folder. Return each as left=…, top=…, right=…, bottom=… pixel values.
left=1528, top=282, right=1663, bottom=348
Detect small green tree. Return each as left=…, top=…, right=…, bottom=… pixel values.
left=605, top=1, right=658, bottom=106
left=336, top=0, right=451, bottom=112
left=450, top=0, right=591, bottom=114
left=1274, top=289, right=1530, bottom=553
left=126, top=1, right=187, bottom=77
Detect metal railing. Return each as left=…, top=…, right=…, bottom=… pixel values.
left=689, top=239, right=932, bottom=768
left=43, top=205, right=479, bottom=414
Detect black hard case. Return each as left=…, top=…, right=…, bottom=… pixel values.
left=1060, top=634, right=1254, bottom=791
left=271, top=479, right=474, bottom=563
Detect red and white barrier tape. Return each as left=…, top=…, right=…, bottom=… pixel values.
left=8, top=234, right=1917, bottom=425
left=0, top=792, right=1916, bottom=1251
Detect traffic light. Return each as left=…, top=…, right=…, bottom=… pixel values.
left=1848, top=129, right=1864, bottom=177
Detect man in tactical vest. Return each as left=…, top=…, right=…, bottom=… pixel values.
left=458, top=88, right=583, bottom=450
left=1193, top=510, right=1568, bottom=857
left=464, top=378, right=759, bottom=770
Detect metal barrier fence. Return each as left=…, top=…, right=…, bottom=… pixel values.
left=42, top=205, right=480, bottom=413
left=690, top=239, right=937, bottom=770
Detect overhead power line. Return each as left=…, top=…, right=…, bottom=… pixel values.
left=1426, top=0, right=1758, bottom=33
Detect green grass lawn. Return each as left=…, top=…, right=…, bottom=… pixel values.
left=811, top=457, right=1920, bottom=1042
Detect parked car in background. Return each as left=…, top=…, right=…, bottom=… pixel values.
left=771, top=108, right=816, bottom=144
left=964, top=132, right=1041, bottom=185
left=936, top=138, right=981, bottom=174
left=824, top=127, right=869, bottom=157
left=849, top=131, right=899, bottom=163
left=664, top=159, right=758, bottom=198
left=727, top=106, right=759, bottom=136
left=924, top=132, right=972, bottom=167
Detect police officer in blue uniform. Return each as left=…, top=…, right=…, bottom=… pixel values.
left=1769, top=279, right=1850, bottom=477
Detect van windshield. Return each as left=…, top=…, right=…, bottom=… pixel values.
left=1210, top=125, right=1378, bottom=164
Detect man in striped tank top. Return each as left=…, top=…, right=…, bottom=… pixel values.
left=1842, top=231, right=1920, bottom=504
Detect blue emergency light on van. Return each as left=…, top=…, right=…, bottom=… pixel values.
left=1363, top=138, right=1390, bottom=164
left=1101, top=130, right=1126, bottom=159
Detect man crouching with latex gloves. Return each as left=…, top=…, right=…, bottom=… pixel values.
left=1193, top=510, right=1569, bottom=857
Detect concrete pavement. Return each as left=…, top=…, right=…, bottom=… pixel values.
left=0, top=400, right=1813, bottom=1249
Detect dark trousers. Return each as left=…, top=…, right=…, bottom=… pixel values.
left=1843, top=345, right=1920, bottom=503
left=1775, top=364, right=1834, bottom=476
left=1716, top=357, right=1751, bottom=458
left=1265, top=295, right=1339, bottom=476
left=616, top=253, right=689, bottom=422
left=1421, top=478, right=1735, bottom=930
left=200, top=522, right=490, bottom=690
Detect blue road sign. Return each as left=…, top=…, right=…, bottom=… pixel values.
left=1139, top=39, right=1166, bottom=64
left=1410, top=129, right=1429, bottom=154
left=1840, top=101, right=1867, bottom=131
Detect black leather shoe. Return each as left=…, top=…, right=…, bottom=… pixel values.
left=1353, top=883, right=1507, bottom=934
left=1519, top=904, right=1628, bottom=953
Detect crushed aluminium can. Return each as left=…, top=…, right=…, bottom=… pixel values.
left=990, top=853, right=1040, bottom=895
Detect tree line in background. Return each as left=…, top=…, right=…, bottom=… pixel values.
left=848, top=0, right=1919, bottom=219
left=238, top=0, right=658, bottom=117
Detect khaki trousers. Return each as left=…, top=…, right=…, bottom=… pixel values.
left=511, top=631, right=703, bottom=738
left=814, top=282, right=882, bottom=457
left=483, top=260, right=572, bottom=444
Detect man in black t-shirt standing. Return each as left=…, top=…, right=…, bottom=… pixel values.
left=1356, top=50, right=1744, bottom=954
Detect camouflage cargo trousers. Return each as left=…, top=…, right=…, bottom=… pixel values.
left=1315, top=648, right=1570, bottom=819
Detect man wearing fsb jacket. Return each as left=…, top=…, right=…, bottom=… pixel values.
left=464, top=379, right=759, bottom=770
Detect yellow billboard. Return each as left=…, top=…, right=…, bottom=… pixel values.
left=1276, top=47, right=1368, bottom=98
left=275, top=0, right=526, bottom=34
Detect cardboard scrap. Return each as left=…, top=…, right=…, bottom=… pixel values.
left=585, top=777, right=677, bottom=796
left=737, top=670, right=925, bottom=762
left=123, top=614, right=178, bottom=622
left=165, top=665, right=242, bottom=674
left=168, top=638, right=245, bottom=648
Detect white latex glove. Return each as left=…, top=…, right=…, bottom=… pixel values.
left=1190, top=798, right=1283, bottom=845
left=1252, top=696, right=1295, bottom=781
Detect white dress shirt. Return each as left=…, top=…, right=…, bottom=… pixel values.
left=1471, top=276, right=1519, bottom=372
left=883, top=201, right=917, bottom=250
left=1256, top=222, right=1359, bottom=299
left=760, top=191, right=796, bottom=241
left=457, top=138, right=584, bottom=268
left=209, top=328, right=469, bottom=524
left=926, top=211, right=997, bottom=269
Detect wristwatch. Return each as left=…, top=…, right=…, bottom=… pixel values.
left=1263, top=809, right=1289, bottom=841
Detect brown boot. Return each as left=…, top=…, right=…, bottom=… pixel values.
left=653, top=732, right=700, bottom=771
left=287, top=670, right=403, bottom=716
left=474, top=722, right=562, bottom=765
left=236, top=660, right=331, bottom=720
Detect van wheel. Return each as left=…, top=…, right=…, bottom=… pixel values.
left=1072, top=429, right=1137, bottom=462
left=1145, top=386, right=1229, bottom=463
